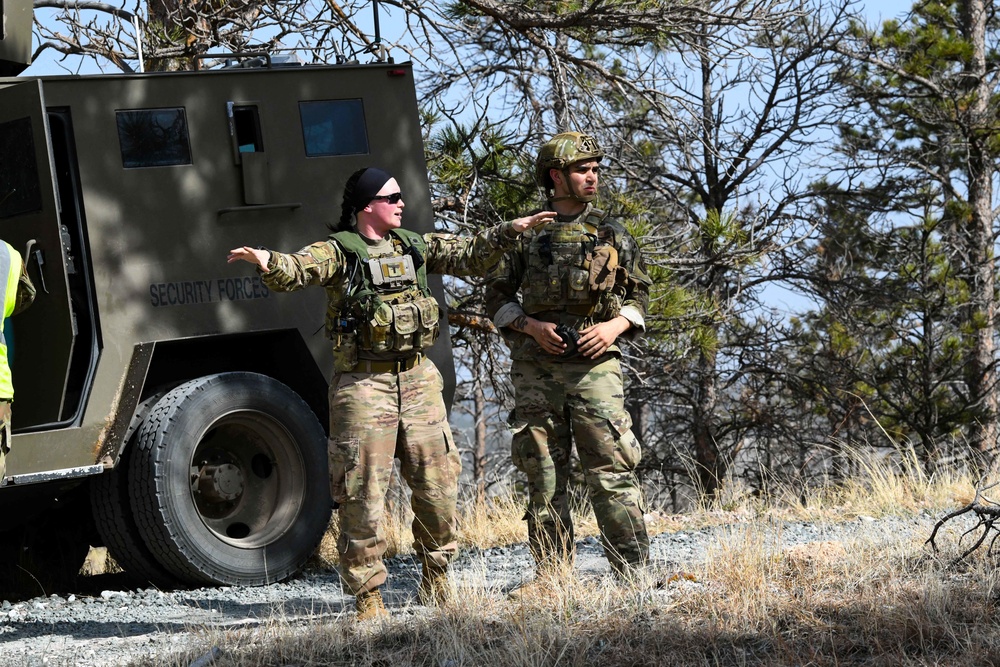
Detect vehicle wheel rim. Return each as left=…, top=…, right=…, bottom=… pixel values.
left=189, top=410, right=304, bottom=548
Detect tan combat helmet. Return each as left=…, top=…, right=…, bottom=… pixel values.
left=535, top=131, right=604, bottom=202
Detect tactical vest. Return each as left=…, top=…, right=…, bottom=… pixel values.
left=327, top=229, right=439, bottom=370
left=521, top=208, right=623, bottom=319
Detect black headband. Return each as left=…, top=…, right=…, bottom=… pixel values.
left=353, top=167, right=394, bottom=212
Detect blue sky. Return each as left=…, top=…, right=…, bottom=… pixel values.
left=23, top=1, right=911, bottom=77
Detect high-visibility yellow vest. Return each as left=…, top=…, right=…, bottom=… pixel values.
left=0, top=242, right=24, bottom=399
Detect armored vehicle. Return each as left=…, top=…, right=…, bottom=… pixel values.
left=0, top=0, right=454, bottom=594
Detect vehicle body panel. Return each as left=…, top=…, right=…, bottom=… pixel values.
left=0, top=61, right=454, bottom=479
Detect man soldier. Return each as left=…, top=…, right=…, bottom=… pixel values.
left=228, top=167, right=553, bottom=620
left=485, top=132, right=652, bottom=582
left=0, top=241, right=36, bottom=483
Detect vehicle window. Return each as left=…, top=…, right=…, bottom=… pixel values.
left=0, top=116, right=43, bottom=219
left=232, top=105, right=263, bottom=154
left=116, top=108, right=192, bottom=168
left=299, top=99, right=368, bottom=157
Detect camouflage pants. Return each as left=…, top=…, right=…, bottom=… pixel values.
left=0, top=401, right=9, bottom=483
left=508, top=356, right=648, bottom=576
left=328, top=359, right=461, bottom=595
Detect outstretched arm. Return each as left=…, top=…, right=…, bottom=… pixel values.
left=510, top=211, right=555, bottom=233
left=227, top=246, right=271, bottom=272
left=226, top=241, right=346, bottom=291
left=424, top=211, right=555, bottom=276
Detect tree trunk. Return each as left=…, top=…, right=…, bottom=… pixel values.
left=473, top=370, right=488, bottom=505
left=693, top=346, right=724, bottom=497
left=963, top=0, right=998, bottom=468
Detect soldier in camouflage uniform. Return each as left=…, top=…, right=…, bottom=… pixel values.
left=228, top=167, right=552, bottom=620
left=485, top=132, right=652, bottom=581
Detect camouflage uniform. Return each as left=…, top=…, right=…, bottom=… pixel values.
left=261, top=222, right=522, bottom=595
left=485, top=203, right=652, bottom=576
left=0, top=242, right=35, bottom=482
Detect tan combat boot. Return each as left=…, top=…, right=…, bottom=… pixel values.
left=355, top=588, right=389, bottom=621
left=418, top=566, right=452, bottom=606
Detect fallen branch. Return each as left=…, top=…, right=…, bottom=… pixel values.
left=927, top=479, right=1000, bottom=564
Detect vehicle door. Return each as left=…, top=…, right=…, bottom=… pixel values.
left=0, top=79, right=76, bottom=428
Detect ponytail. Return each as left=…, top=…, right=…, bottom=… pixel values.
left=331, top=168, right=366, bottom=231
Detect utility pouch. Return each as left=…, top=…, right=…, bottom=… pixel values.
left=546, top=264, right=562, bottom=296
left=415, top=296, right=440, bottom=348
left=360, top=302, right=394, bottom=353
left=391, top=301, right=419, bottom=352
left=368, top=254, right=417, bottom=287
left=331, top=331, right=359, bottom=371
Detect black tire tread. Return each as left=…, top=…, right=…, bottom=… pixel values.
left=128, top=373, right=329, bottom=586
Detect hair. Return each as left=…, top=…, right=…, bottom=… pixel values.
left=332, top=168, right=367, bottom=232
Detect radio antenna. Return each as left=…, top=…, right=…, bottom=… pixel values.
left=370, top=1, right=390, bottom=62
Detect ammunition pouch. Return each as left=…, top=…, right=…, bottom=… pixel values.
left=357, top=294, right=439, bottom=355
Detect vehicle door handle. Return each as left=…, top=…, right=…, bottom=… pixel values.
left=23, top=240, right=48, bottom=295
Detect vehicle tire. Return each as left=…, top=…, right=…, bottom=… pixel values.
left=90, top=399, right=181, bottom=589
left=128, top=372, right=331, bottom=586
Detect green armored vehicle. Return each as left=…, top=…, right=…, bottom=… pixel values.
left=0, top=0, right=453, bottom=593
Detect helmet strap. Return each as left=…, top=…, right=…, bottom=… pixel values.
left=551, top=168, right=595, bottom=205
left=567, top=170, right=595, bottom=204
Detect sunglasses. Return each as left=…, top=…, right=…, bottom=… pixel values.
left=370, top=192, right=403, bottom=204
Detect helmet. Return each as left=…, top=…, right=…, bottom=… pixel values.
left=535, top=132, right=604, bottom=191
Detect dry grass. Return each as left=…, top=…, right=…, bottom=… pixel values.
left=130, top=449, right=1000, bottom=667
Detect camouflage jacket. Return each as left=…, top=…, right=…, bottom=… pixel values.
left=260, top=221, right=522, bottom=367
left=485, top=203, right=651, bottom=362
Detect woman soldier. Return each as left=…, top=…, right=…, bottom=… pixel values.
left=228, top=167, right=552, bottom=620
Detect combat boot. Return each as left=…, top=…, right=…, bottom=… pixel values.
left=418, top=565, right=452, bottom=606
left=355, top=588, right=389, bottom=621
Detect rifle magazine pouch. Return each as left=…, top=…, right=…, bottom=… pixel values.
left=361, top=302, right=394, bottom=353
left=415, top=296, right=440, bottom=348
left=390, top=301, right=419, bottom=353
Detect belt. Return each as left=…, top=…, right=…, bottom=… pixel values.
left=527, top=305, right=594, bottom=317
left=351, top=354, right=424, bottom=374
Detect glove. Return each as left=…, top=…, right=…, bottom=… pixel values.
left=589, top=244, right=619, bottom=291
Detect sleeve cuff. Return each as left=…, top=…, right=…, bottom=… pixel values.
left=619, top=305, right=645, bottom=333
left=493, top=302, right=526, bottom=329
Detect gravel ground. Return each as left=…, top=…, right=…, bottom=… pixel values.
left=0, top=512, right=944, bottom=667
